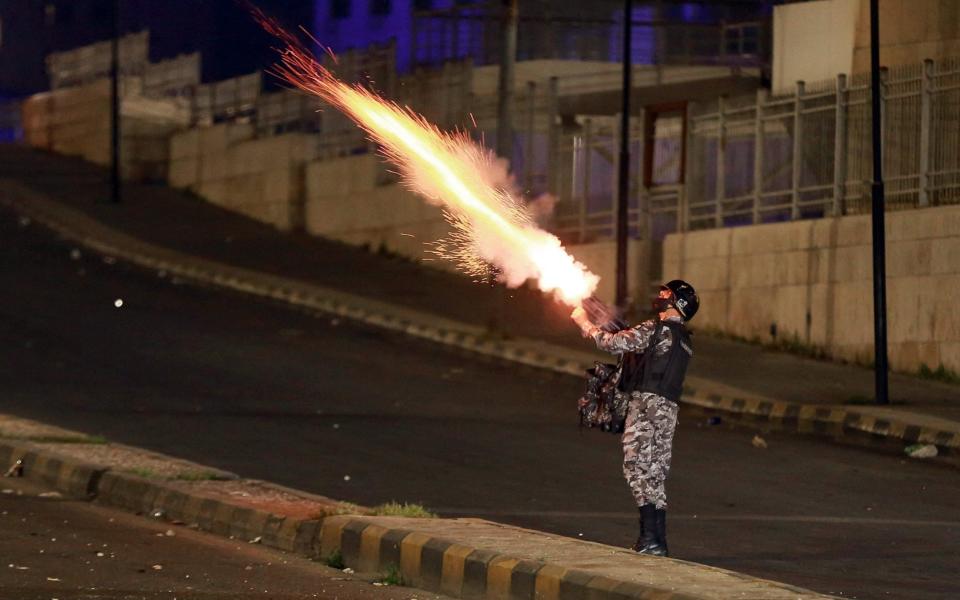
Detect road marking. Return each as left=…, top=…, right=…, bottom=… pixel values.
left=434, top=509, right=960, bottom=527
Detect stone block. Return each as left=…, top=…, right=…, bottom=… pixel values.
left=811, top=218, right=837, bottom=249
left=198, top=180, right=229, bottom=207
left=890, top=341, right=941, bottom=373
left=939, top=341, right=960, bottom=373
left=263, top=167, right=296, bottom=203
left=775, top=250, right=814, bottom=287
left=682, top=256, right=729, bottom=292
left=226, top=174, right=266, bottom=209
left=728, top=286, right=776, bottom=339
left=690, top=289, right=728, bottom=331
left=932, top=275, right=960, bottom=341
left=773, top=284, right=810, bottom=341
left=306, top=155, right=379, bottom=199
left=662, top=233, right=681, bottom=267
left=807, top=283, right=831, bottom=346
left=169, top=157, right=199, bottom=189
left=199, top=152, right=228, bottom=184
left=835, top=214, right=871, bottom=247
left=930, top=236, right=960, bottom=275
left=170, top=129, right=200, bottom=160
left=887, top=276, right=924, bottom=343
left=887, top=238, right=933, bottom=278
left=681, top=228, right=731, bottom=260
left=831, top=281, right=874, bottom=345
left=831, top=244, right=871, bottom=282
left=732, top=220, right=813, bottom=256
left=228, top=141, right=265, bottom=178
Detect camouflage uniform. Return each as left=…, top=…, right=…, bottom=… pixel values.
left=586, top=318, right=683, bottom=510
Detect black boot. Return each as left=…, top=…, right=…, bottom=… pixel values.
left=655, top=508, right=669, bottom=557
left=631, top=504, right=666, bottom=556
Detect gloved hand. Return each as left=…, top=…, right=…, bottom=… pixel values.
left=570, top=306, right=593, bottom=334
left=572, top=297, right=627, bottom=334
left=583, top=296, right=627, bottom=333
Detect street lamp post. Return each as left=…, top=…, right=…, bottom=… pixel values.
left=489, top=0, right=518, bottom=335
left=109, top=0, right=121, bottom=204
left=615, top=0, right=633, bottom=309
left=869, top=0, right=889, bottom=404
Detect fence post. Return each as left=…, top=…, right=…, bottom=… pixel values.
left=612, top=114, right=622, bottom=240
left=880, top=67, right=888, bottom=178
left=546, top=76, right=559, bottom=196
left=791, top=80, right=805, bottom=220
left=680, top=107, right=692, bottom=233
left=715, top=96, right=726, bottom=228
left=524, top=80, right=536, bottom=194
left=834, top=73, right=848, bottom=216
left=582, top=118, right=593, bottom=242
left=753, top=88, right=767, bottom=224
left=918, top=58, right=933, bottom=207
left=637, top=108, right=648, bottom=241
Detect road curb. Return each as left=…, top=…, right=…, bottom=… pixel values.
left=319, top=515, right=707, bottom=600
left=3, top=181, right=958, bottom=457
left=0, top=427, right=838, bottom=600
left=682, top=385, right=960, bottom=453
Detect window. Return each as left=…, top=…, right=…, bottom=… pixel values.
left=331, top=0, right=351, bottom=19
left=370, top=0, right=390, bottom=16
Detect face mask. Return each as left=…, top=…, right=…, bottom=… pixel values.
left=652, top=297, right=672, bottom=313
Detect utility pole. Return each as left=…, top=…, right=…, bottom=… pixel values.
left=615, top=0, right=633, bottom=309
left=490, top=0, right=518, bottom=335
left=496, top=0, right=518, bottom=162
left=109, top=0, right=121, bottom=204
left=869, top=0, right=889, bottom=404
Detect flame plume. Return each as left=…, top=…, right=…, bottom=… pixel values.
left=255, top=11, right=599, bottom=307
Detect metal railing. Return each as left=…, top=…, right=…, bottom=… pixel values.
left=550, top=55, right=960, bottom=244
left=683, top=57, right=960, bottom=231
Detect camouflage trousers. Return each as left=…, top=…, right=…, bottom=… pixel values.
left=621, top=392, right=679, bottom=509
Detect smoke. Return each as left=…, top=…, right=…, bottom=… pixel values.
left=252, top=6, right=598, bottom=306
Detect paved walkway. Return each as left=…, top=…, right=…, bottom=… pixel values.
left=2, top=144, right=958, bottom=425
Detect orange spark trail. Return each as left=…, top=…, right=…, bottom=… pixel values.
left=255, top=12, right=599, bottom=306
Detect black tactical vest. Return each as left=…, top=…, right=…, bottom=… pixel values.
left=617, top=319, right=692, bottom=402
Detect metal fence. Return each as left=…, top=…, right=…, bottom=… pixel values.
left=46, top=31, right=150, bottom=89
left=554, top=55, right=960, bottom=246
left=683, top=57, right=960, bottom=231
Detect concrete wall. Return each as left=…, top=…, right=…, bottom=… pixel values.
left=304, top=154, right=455, bottom=266
left=773, top=0, right=859, bottom=93
left=168, top=124, right=317, bottom=231
left=565, top=240, right=649, bottom=307
left=21, top=77, right=187, bottom=182
left=664, top=205, right=960, bottom=373
left=852, top=0, right=960, bottom=71
left=471, top=60, right=621, bottom=96
left=304, top=154, right=652, bottom=305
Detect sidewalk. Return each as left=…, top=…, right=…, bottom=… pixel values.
left=2, top=144, right=959, bottom=454
left=0, top=413, right=838, bottom=600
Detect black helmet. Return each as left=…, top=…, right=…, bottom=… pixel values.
left=662, top=280, right=699, bottom=321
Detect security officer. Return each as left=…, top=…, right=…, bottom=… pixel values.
left=571, top=280, right=699, bottom=556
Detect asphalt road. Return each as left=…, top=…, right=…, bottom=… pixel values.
left=0, top=477, right=453, bottom=599
left=2, top=207, right=959, bottom=600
